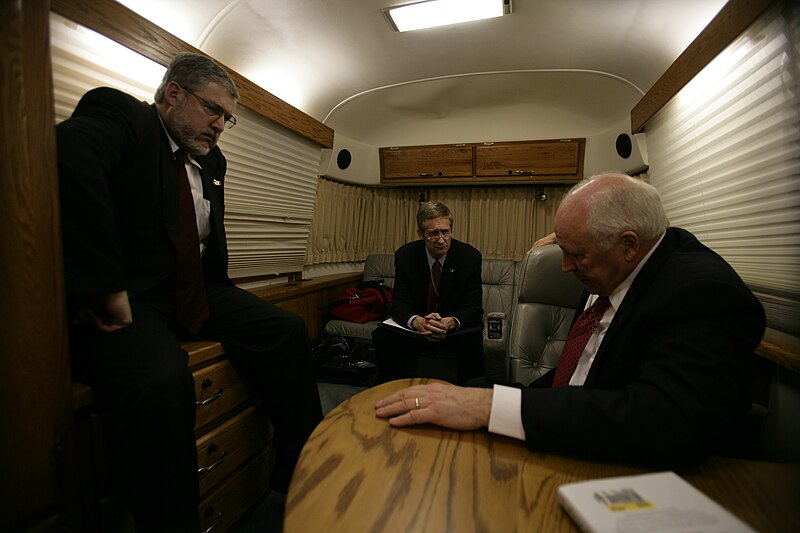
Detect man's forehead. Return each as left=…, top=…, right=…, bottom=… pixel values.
left=202, top=82, right=237, bottom=109
left=423, top=217, right=450, bottom=229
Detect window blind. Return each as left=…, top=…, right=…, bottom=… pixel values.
left=645, top=2, right=799, bottom=335
left=49, top=12, right=321, bottom=278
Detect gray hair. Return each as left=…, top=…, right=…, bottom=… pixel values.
left=154, top=52, right=239, bottom=103
left=416, top=202, right=453, bottom=231
left=568, top=173, right=669, bottom=250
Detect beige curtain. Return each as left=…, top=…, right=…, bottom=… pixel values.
left=306, top=178, right=570, bottom=264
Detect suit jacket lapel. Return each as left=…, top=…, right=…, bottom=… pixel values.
left=160, top=129, right=180, bottom=250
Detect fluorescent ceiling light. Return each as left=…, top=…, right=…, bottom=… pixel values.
left=384, top=0, right=511, bottom=32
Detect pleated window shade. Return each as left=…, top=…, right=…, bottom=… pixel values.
left=49, top=13, right=321, bottom=279
left=645, top=3, right=799, bottom=335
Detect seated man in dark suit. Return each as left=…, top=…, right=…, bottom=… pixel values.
left=372, top=202, right=484, bottom=385
left=57, top=53, right=322, bottom=531
left=376, top=173, right=766, bottom=467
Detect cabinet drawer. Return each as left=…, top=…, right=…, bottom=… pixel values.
left=193, top=360, right=248, bottom=430
left=196, top=404, right=272, bottom=497
left=198, top=447, right=274, bottom=532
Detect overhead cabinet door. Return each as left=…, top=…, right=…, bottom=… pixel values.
left=380, top=145, right=474, bottom=181
left=475, top=139, right=584, bottom=180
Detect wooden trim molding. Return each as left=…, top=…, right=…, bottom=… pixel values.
left=631, top=0, right=776, bottom=133
left=50, top=0, right=334, bottom=148
left=757, top=340, right=800, bottom=376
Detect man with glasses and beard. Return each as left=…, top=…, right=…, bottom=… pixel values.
left=372, top=202, right=484, bottom=385
left=57, top=52, right=322, bottom=531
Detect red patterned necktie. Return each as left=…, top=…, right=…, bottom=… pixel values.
left=426, top=259, right=442, bottom=313
left=174, top=150, right=209, bottom=333
left=552, top=296, right=611, bottom=386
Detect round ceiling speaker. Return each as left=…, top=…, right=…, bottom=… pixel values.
left=336, top=149, right=352, bottom=170
left=616, top=133, right=633, bottom=159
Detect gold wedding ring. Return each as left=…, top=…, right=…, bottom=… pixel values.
left=414, top=397, right=420, bottom=409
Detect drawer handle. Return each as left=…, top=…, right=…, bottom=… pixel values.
left=513, top=170, right=535, bottom=175
left=198, top=451, right=228, bottom=473
left=418, top=172, right=435, bottom=177
left=202, top=511, right=224, bottom=533
left=196, top=389, right=224, bottom=406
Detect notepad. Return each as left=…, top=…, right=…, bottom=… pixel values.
left=557, top=471, right=755, bottom=533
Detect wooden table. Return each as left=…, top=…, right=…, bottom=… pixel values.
left=285, top=378, right=800, bottom=532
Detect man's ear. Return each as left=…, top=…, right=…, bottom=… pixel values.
left=164, top=80, right=182, bottom=107
left=417, top=228, right=424, bottom=240
left=620, top=231, right=640, bottom=261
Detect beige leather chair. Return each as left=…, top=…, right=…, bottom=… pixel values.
left=324, top=254, right=395, bottom=341
left=507, top=244, right=585, bottom=386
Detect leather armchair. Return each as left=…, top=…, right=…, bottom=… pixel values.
left=507, top=244, right=584, bottom=385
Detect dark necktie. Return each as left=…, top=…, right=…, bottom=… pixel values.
left=174, top=150, right=209, bottom=333
left=426, top=259, right=442, bottom=313
left=552, top=296, right=611, bottom=387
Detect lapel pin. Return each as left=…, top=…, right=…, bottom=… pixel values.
left=213, top=179, right=222, bottom=186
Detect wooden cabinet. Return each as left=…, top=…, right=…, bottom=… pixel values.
left=380, top=145, right=473, bottom=181
left=475, top=139, right=584, bottom=180
left=196, top=405, right=272, bottom=496
left=250, top=272, right=362, bottom=340
left=199, top=447, right=274, bottom=532
left=194, top=359, right=249, bottom=430
left=379, top=138, right=585, bottom=184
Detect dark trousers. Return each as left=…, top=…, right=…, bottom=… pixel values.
left=69, top=280, right=323, bottom=532
left=371, top=325, right=484, bottom=385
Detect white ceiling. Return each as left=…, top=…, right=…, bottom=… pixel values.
left=116, top=0, right=728, bottom=145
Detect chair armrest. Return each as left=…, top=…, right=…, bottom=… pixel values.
left=483, top=312, right=508, bottom=383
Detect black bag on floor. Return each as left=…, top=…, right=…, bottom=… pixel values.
left=314, top=340, right=378, bottom=387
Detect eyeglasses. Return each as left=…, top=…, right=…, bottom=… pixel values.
left=183, top=88, right=237, bottom=129
left=423, top=230, right=452, bottom=242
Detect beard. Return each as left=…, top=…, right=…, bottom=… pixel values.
left=173, top=121, right=219, bottom=156
left=170, top=101, right=220, bottom=156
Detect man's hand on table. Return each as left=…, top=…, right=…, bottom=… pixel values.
left=375, top=382, right=492, bottom=431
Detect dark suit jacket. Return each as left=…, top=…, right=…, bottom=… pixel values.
left=390, top=238, right=483, bottom=329
left=57, top=87, right=231, bottom=305
left=521, top=227, right=765, bottom=466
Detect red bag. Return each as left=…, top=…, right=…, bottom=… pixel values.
left=330, top=281, right=393, bottom=323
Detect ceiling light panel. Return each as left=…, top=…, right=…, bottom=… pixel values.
left=384, top=0, right=511, bottom=32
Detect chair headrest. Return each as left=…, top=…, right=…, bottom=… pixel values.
left=363, top=254, right=396, bottom=287
left=517, top=244, right=584, bottom=308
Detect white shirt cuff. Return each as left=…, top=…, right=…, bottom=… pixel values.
left=488, top=385, right=526, bottom=441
